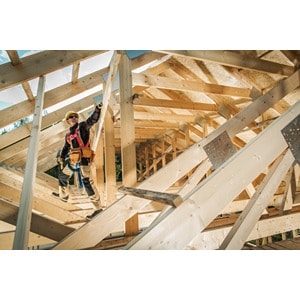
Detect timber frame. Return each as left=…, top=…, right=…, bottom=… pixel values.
left=0, top=50, right=299, bottom=250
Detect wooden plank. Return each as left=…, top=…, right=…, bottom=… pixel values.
left=72, top=62, right=80, bottom=84
left=128, top=102, right=300, bottom=249
left=52, top=72, right=300, bottom=250
left=91, top=50, right=121, bottom=150
left=133, top=97, right=217, bottom=112
left=22, top=81, right=35, bottom=101
left=0, top=197, right=74, bottom=242
left=133, top=111, right=197, bottom=122
left=13, top=76, right=45, bottom=249
left=119, top=51, right=137, bottom=187
left=6, top=50, right=21, bottom=65
left=0, top=50, right=105, bottom=91
left=132, top=73, right=252, bottom=98
left=119, top=187, right=183, bottom=207
left=156, top=50, right=295, bottom=76
left=104, top=110, right=117, bottom=206
left=125, top=213, right=139, bottom=236
left=220, top=149, right=295, bottom=249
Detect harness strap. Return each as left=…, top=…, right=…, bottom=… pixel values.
left=67, top=127, right=90, bottom=148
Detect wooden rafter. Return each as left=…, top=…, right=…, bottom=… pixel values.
left=157, top=50, right=295, bottom=76
left=0, top=50, right=106, bottom=91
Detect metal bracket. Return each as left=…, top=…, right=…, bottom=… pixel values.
left=281, top=114, right=300, bottom=165
left=203, top=130, right=237, bottom=170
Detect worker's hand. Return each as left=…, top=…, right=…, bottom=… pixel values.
left=94, top=95, right=103, bottom=109
left=57, top=157, right=64, bottom=169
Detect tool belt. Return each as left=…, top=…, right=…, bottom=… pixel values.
left=81, top=147, right=95, bottom=161
left=69, top=148, right=82, bottom=163
left=69, top=147, right=95, bottom=163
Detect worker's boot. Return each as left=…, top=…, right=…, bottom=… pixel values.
left=51, top=186, right=69, bottom=202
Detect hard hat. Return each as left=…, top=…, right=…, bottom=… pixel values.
left=65, top=111, right=79, bottom=121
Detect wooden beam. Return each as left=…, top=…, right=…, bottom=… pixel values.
left=91, top=50, right=121, bottom=151
left=21, top=81, right=35, bottom=102
left=72, top=62, right=80, bottom=84
left=6, top=50, right=21, bottom=65
left=157, top=50, right=295, bottom=76
left=125, top=213, right=139, bottom=236
left=220, top=149, right=295, bottom=249
left=132, top=73, right=252, bottom=98
left=133, top=97, right=217, bottom=111
left=0, top=50, right=106, bottom=91
left=119, top=187, right=183, bottom=207
left=133, top=111, right=197, bottom=123
left=13, top=76, right=45, bottom=249
left=0, top=197, right=74, bottom=242
left=104, top=110, right=117, bottom=206
left=119, top=51, right=137, bottom=187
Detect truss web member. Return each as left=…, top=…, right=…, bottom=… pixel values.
left=52, top=102, right=103, bottom=220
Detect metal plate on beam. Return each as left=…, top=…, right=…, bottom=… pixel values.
left=281, top=114, right=300, bottom=165
left=203, top=130, right=237, bottom=170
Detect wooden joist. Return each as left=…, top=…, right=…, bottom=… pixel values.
left=132, top=73, right=252, bottom=98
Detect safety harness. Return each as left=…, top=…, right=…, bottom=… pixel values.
left=66, top=127, right=94, bottom=162
left=67, top=127, right=90, bottom=148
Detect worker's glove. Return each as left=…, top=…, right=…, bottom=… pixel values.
left=94, top=95, right=103, bottom=110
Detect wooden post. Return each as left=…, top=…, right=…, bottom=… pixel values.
left=125, top=213, right=139, bottom=236
left=91, top=51, right=120, bottom=151
left=119, top=51, right=137, bottom=187
left=13, top=76, right=45, bottom=250
left=104, top=110, right=116, bottom=206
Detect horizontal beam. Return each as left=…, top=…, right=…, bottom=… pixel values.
left=0, top=50, right=106, bottom=91
left=157, top=50, right=295, bottom=76
left=133, top=73, right=252, bottom=97
left=133, top=97, right=217, bottom=111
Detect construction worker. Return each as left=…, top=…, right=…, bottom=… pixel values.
left=52, top=102, right=103, bottom=220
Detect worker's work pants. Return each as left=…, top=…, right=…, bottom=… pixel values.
left=58, top=160, right=100, bottom=209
